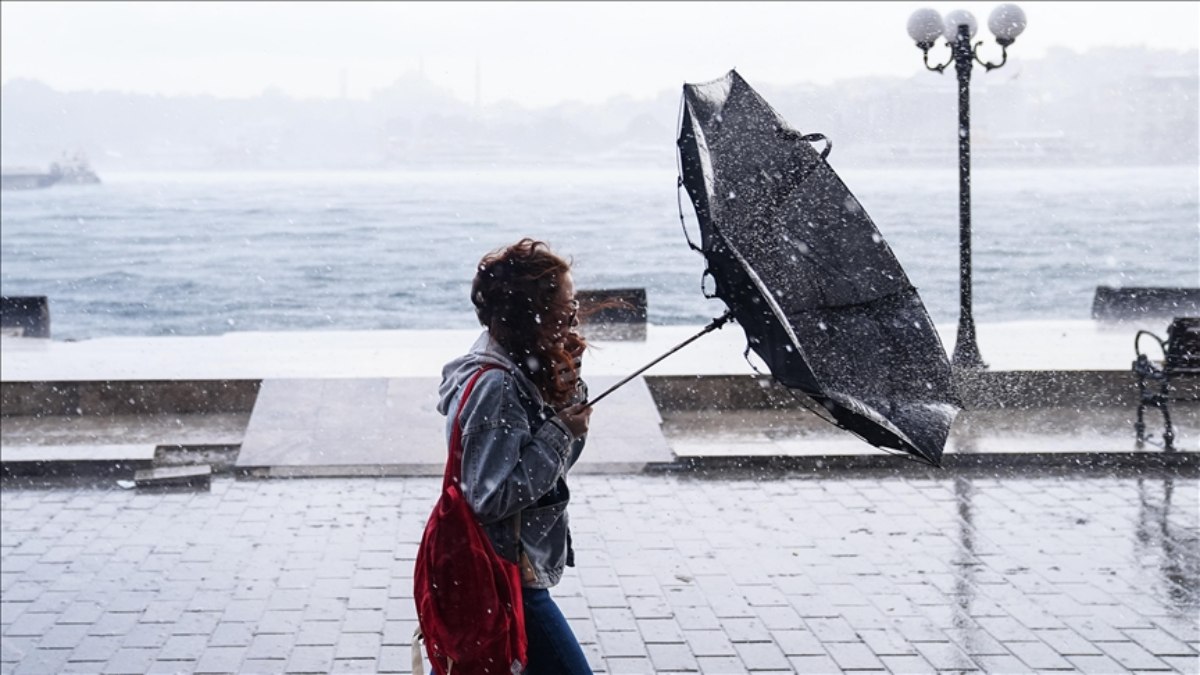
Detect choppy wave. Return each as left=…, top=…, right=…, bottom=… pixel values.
left=1, top=166, right=1197, bottom=340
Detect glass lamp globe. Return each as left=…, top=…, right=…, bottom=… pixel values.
left=907, top=8, right=945, bottom=46
left=943, top=9, right=978, bottom=43
left=988, top=4, right=1027, bottom=46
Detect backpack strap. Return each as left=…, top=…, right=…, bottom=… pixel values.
left=444, top=365, right=499, bottom=492
left=446, top=365, right=531, bottom=580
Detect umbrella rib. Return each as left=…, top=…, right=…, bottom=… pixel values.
left=790, top=286, right=919, bottom=313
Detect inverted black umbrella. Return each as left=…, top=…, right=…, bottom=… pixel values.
left=587, top=70, right=956, bottom=466
left=674, top=69, right=958, bottom=466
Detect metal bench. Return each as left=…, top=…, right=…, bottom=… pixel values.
left=1133, top=317, right=1200, bottom=450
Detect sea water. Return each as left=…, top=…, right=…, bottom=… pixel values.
left=1, top=166, right=1196, bottom=340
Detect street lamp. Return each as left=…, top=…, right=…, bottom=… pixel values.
left=907, top=4, right=1027, bottom=370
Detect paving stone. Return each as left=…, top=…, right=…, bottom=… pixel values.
left=377, top=646, right=409, bottom=673
left=826, top=641, right=885, bottom=670
left=787, top=654, right=841, bottom=672
left=1160, top=654, right=1200, bottom=673
left=971, top=653, right=1033, bottom=673
left=4, top=612, right=57, bottom=637
left=1007, top=639, right=1075, bottom=670
left=12, top=649, right=70, bottom=675
left=628, top=595, right=676, bottom=619
left=974, top=615, right=1041, bottom=643
left=1036, top=628, right=1105, bottom=656
left=1067, top=653, right=1132, bottom=674
left=683, top=630, right=737, bottom=657
left=912, top=641, right=980, bottom=671
left=346, top=588, right=387, bottom=611
left=593, top=607, right=637, bottom=632
left=944, top=625, right=1011, bottom=656
left=258, top=610, right=305, bottom=635
left=1124, top=628, right=1197, bottom=656
left=341, top=609, right=384, bottom=634
left=141, top=601, right=189, bottom=625
left=170, top=612, right=220, bottom=636
left=805, top=616, right=860, bottom=642
left=637, top=618, right=685, bottom=644
left=647, top=642, right=700, bottom=672
left=36, top=623, right=90, bottom=649
left=194, top=647, right=248, bottom=674
left=292, top=620, right=340, bottom=647
left=0, top=637, right=35, bottom=665
left=159, top=635, right=208, bottom=661
left=285, top=645, right=334, bottom=674
left=1097, top=640, right=1172, bottom=670
left=302, top=597, right=348, bottom=623
left=121, top=623, right=173, bottom=649
left=733, top=641, right=790, bottom=670
left=674, top=606, right=721, bottom=631
left=0, top=602, right=28, bottom=627
left=68, top=636, right=122, bottom=663
left=247, top=634, right=294, bottom=661
left=598, top=630, right=647, bottom=658
left=103, top=647, right=158, bottom=674
left=696, top=655, right=746, bottom=674
left=721, top=617, right=771, bottom=643
left=859, top=628, right=917, bottom=656
left=335, top=632, right=381, bottom=660
left=878, top=653, right=937, bottom=674
left=89, top=612, right=146, bottom=637
left=238, top=657, right=287, bottom=674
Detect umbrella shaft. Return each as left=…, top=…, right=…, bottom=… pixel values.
left=585, top=311, right=733, bottom=408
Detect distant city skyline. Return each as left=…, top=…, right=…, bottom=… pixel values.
left=1, top=1, right=1197, bottom=107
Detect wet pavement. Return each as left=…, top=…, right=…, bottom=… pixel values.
left=2, top=469, right=1197, bottom=674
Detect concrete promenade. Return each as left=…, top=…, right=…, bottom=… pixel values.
left=3, top=317, right=1197, bottom=673
left=2, top=470, right=1197, bottom=674
left=0, top=320, right=1166, bottom=381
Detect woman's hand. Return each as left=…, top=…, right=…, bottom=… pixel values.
left=557, top=403, right=592, bottom=439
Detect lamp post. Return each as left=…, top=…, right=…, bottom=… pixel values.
left=907, top=4, right=1026, bottom=370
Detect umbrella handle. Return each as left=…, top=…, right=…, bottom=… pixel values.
left=583, top=311, right=734, bottom=408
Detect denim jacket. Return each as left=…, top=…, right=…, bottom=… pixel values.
left=437, top=331, right=585, bottom=589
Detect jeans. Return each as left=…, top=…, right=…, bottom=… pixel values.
left=522, top=588, right=592, bottom=675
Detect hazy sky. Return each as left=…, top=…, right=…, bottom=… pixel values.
left=2, top=1, right=1196, bottom=107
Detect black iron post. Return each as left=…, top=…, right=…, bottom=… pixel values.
left=951, top=23, right=986, bottom=369
left=911, top=6, right=1023, bottom=369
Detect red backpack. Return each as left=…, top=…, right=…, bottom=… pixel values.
left=413, top=366, right=527, bottom=675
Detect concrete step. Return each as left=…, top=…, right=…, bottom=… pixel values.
left=236, top=376, right=672, bottom=476
left=1, top=442, right=157, bottom=476
left=0, top=412, right=248, bottom=446
left=133, top=464, right=212, bottom=488
left=662, top=404, right=1200, bottom=458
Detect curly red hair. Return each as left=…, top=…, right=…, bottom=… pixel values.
left=472, top=239, right=586, bottom=407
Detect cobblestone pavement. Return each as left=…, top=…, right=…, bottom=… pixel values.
left=2, top=470, right=1197, bottom=674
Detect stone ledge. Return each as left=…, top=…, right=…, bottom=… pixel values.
left=650, top=449, right=1200, bottom=475
left=644, top=370, right=1182, bottom=410
left=1, top=380, right=260, bottom=416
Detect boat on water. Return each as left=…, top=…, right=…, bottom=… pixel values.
left=1, top=153, right=100, bottom=190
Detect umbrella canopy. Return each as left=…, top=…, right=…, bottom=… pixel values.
left=677, top=70, right=958, bottom=465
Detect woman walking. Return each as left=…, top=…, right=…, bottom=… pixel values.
left=435, top=238, right=593, bottom=675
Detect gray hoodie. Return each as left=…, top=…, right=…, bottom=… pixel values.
left=437, top=330, right=585, bottom=589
